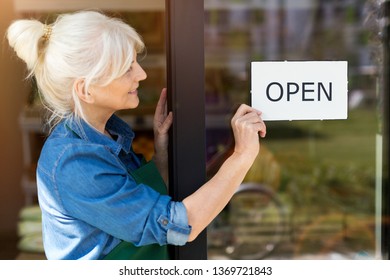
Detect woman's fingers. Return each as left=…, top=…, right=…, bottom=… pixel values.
left=233, top=104, right=261, bottom=118
left=155, top=88, right=168, bottom=119
left=255, top=121, right=267, bottom=138
left=232, top=105, right=266, bottom=138
left=158, top=111, right=173, bottom=134
left=154, top=89, right=173, bottom=155
left=154, top=88, right=173, bottom=132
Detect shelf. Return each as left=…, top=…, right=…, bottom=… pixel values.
left=13, top=0, right=318, bottom=13
left=13, top=0, right=165, bottom=12
left=20, top=108, right=231, bottom=131
left=19, top=106, right=46, bottom=133
left=140, top=54, right=166, bottom=69
left=205, top=0, right=317, bottom=10
left=21, top=173, right=38, bottom=206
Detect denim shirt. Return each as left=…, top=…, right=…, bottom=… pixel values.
left=36, top=114, right=191, bottom=259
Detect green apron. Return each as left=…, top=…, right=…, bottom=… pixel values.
left=103, top=160, right=170, bottom=260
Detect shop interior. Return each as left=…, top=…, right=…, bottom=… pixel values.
left=0, top=0, right=387, bottom=260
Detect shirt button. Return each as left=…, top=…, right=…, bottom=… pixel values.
left=162, top=219, right=168, bottom=226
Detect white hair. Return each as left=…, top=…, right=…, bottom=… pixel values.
left=6, top=10, right=145, bottom=129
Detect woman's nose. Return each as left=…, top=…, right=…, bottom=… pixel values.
left=135, top=64, right=147, bottom=81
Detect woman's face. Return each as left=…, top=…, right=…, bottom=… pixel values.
left=89, top=52, right=147, bottom=113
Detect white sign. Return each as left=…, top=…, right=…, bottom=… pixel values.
left=251, top=61, right=348, bottom=121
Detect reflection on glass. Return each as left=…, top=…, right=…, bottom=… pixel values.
left=205, top=0, right=382, bottom=259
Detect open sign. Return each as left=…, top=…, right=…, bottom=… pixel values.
left=251, top=61, right=348, bottom=121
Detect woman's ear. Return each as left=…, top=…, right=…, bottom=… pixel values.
left=74, top=78, right=93, bottom=104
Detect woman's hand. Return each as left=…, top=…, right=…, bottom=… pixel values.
left=153, top=88, right=173, bottom=184
left=231, top=104, right=266, bottom=161
left=153, top=88, right=173, bottom=153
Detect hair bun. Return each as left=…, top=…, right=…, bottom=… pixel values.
left=6, top=19, right=47, bottom=73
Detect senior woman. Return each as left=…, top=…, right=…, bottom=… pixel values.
left=6, top=10, right=266, bottom=259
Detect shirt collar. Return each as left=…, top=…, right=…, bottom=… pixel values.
left=64, top=114, right=134, bottom=155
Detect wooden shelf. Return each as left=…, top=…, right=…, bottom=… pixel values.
left=13, top=0, right=164, bottom=12
left=13, top=0, right=318, bottom=13
left=205, top=0, right=317, bottom=10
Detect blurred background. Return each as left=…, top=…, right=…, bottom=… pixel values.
left=0, top=0, right=388, bottom=260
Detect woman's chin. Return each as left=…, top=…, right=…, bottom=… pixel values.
left=128, top=100, right=140, bottom=109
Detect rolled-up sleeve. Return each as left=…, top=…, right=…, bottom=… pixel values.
left=53, top=143, right=191, bottom=247
left=158, top=202, right=191, bottom=246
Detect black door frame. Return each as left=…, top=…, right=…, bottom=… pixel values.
left=165, top=0, right=207, bottom=260
left=381, top=0, right=390, bottom=260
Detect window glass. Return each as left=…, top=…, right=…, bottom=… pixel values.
left=205, top=0, right=385, bottom=260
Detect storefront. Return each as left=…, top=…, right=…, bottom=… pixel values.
left=12, top=0, right=389, bottom=260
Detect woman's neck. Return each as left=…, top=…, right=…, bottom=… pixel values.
left=79, top=105, right=114, bottom=135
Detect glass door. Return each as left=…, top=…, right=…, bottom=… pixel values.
left=205, top=0, right=389, bottom=260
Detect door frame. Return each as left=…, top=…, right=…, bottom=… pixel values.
left=165, top=0, right=207, bottom=260
left=381, top=0, right=390, bottom=260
